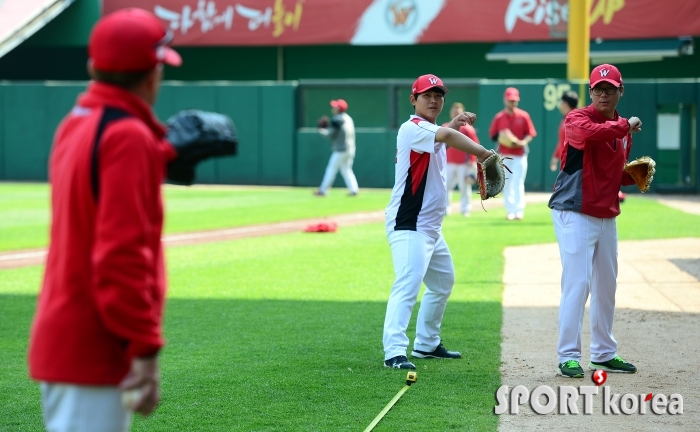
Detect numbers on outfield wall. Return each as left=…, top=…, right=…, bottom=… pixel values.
left=543, top=83, right=572, bottom=111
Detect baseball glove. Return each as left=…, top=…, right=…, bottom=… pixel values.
left=623, top=156, right=656, bottom=193
left=166, top=109, right=238, bottom=185
left=317, top=115, right=330, bottom=129
left=477, top=152, right=511, bottom=202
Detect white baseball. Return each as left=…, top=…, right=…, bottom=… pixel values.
left=121, top=388, right=143, bottom=411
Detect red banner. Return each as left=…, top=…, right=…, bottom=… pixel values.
left=102, top=0, right=700, bottom=46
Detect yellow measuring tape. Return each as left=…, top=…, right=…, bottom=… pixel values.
left=363, top=372, right=417, bottom=432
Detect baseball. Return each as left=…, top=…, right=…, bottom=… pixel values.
left=121, top=388, right=143, bottom=411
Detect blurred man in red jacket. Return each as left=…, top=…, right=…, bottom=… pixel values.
left=28, top=8, right=181, bottom=431
left=489, top=87, right=537, bottom=220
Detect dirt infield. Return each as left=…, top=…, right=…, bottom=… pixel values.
left=499, top=207, right=700, bottom=431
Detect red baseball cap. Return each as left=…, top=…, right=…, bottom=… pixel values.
left=504, top=87, right=520, bottom=101
left=412, top=74, right=448, bottom=96
left=89, top=8, right=182, bottom=72
left=590, top=64, right=622, bottom=87
left=330, top=99, right=348, bottom=112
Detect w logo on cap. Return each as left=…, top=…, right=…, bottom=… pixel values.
left=429, top=77, right=438, bottom=84
left=600, top=69, right=610, bottom=77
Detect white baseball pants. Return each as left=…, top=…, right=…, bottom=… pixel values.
left=551, top=209, right=619, bottom=364
left=319, top=150, right=358, bottom=194
left=41, top=383, right=132, bottom=432
left=503, top=155, right=527, bottom=216
left=445, top=163, right=473, bottom=214
left=383, top=230, right=455, bottom=360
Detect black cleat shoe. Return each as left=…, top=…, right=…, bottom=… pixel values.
left=384, top=355, right=416, bottom=369
left=411, top=342, right=462, bottom=359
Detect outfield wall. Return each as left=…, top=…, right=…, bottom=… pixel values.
left=0, top=80, right=697, bottom=193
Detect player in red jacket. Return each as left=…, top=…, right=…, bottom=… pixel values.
left=28, top=8, right=181, bottom=430
left=488, top=87, right=537, bottom=220
left=548, top=64, right=641, bottom=378
left=443, top=102, right=478, bottom=217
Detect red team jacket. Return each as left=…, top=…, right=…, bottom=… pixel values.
left=548, top=105, right=636, bottom=219
left=488, top=108, right=536, bottom=157
left=551, top=118, right=566, bottom=161
left=442, top=123, right=478, bottom=164
left=29, top=82, right=176, bottom=385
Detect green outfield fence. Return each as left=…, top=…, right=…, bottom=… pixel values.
left=0, top=79, right=698, bottom=193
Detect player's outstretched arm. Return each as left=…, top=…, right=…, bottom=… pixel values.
left=436, top=127, right=493, bottom=162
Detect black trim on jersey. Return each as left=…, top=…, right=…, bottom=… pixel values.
left=91, top=107, right=132, bottom=201
left=562, top=144, right=583, bottom=175
left=394, top=160, right=430, bottom=231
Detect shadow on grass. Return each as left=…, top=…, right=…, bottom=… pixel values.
left=1, top=295, right=501, bottom=432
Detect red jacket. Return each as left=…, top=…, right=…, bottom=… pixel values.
left=548, top=105, right=636, bottom=218
left=552, top=118, right=566, bottom=161
left=29, top=82, right=176, bottom=385
left=441, top=123, right=478, bottom=164
left=488, top=108, right=537, bottom=156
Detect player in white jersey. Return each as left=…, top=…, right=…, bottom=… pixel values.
left=383, top=74, right=494, bottom=369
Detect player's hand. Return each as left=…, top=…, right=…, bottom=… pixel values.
left=120, top=356, right=161, bottom=416
left=550, top=157, right=558, bottom=172
left=628, top=117, right=642, bottom=133
left=450, top=112, right=476, bottom=128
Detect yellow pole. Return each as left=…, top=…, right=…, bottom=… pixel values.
left=567, top=0, right=591, bottom=104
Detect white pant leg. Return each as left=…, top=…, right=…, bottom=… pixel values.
left=504, top=155, right=527, bottom=215
left=414, top=234, right=455, bottom=352
left=41, top=383, right=132, bottom=432
left=516, top=155, right=528, bottom=214
left=589, top=217, right=619, bottom=362
left=383, top=230, right=435, bottom=360
left=552, top=210, right=603, bottom=364
left=455, top=164, right=470, bottom=214
left=464, top=164, right=476, bottom=214
left=319, top=151, right=342, bottom=193
left=445, top=163, right=459, bottom=212
left=337, top=150, right=359, bottom=193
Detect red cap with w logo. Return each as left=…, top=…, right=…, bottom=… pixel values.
left=590, top=64, right=622, bottom=87
left=412, top=74, right=449, bottom=96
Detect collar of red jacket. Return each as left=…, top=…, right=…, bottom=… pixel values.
left=584, top=104, right=620, bottom=122
left=78, top=81, right=167, bottom=138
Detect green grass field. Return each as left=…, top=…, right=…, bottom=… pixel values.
left=1, top=183, right=699, bottom=431
left=0, top=183, right=391, bottom=252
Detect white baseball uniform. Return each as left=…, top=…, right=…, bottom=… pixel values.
left=383, top=115, right=456, bottom=360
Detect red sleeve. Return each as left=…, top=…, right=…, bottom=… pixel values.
left=489, top=113, right=502, bottom=141
left=460, top=125, right=480, bottom=143
left=620, top=133, right=636, bottom=186
left=553, top=120, right=565, bottom=159
left=459, top=125, right=478, bottom=162
left=524, top=112, right=537, bottom=137
left=91, top=121, right=164, bottom=358
left=566, top=110, right=630, bottom=149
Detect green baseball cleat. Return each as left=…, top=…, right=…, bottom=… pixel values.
left=589, top=355, right=637, bottom=373
left=558, top=360, right=585, bottom=378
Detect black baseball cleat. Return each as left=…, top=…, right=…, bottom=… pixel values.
left=384, top=355, right=416, bottom=370
left=411, top=342, right=462, bottom=359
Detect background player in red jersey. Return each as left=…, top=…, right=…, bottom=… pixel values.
left=550, top=90, right=579, bottom=172
left=443, top=102, right=478, bottom=217
left=488, top=87, right=537, bottom=220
